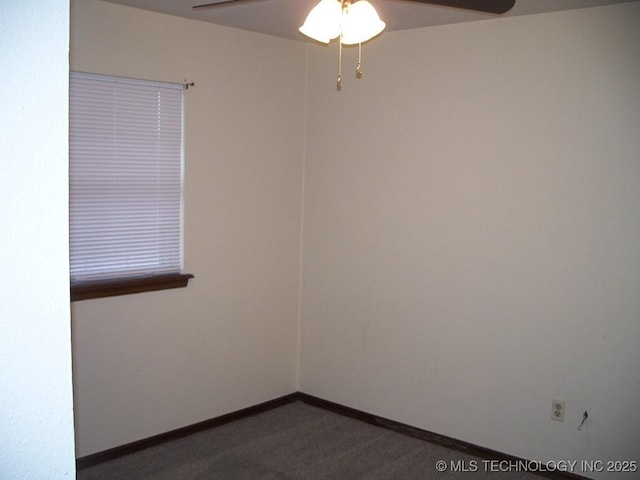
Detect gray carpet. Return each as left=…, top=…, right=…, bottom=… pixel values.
left=77, top=401, right=546, bottom=479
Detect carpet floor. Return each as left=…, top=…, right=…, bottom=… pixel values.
left=77, top=401, right=546, bottom=479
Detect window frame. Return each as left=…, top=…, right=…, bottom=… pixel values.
left=69, top=72, right=193, bottom=301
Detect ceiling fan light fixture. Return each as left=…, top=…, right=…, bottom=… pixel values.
left=299, top=0, right=342, bottom=43
left=340, top=0, right=385, bottom=45
left=198, top=0, right=516, bottom=90
left=299, top=0, right=386, bottom=89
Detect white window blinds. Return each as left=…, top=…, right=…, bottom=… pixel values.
left=69, top=72, right=184, bottom=283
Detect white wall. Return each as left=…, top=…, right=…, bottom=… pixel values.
left=299, top=3, right=640, bottom=479
left=0, top=1, right=76, bottom=478
left=70, top=0, right=306, bottom=456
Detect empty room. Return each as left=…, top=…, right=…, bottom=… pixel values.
left=2, top=0, right=639, bottom=478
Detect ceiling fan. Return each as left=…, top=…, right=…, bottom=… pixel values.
left=192, top=0, right=516, bottom=89
left=192, top=0, right=516, bottom=16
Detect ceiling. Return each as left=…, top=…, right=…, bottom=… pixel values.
left=101, top=0, right=637, bottom=41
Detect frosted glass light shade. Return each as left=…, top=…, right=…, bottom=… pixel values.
left=299, top=0, right=342, bottom=44
left=340, top=0, right=386, bottom=45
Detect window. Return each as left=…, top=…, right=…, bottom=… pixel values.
left=69, top=72, right=192, bottom=300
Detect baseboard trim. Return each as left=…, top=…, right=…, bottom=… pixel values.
left=77, top=391, right=590, bottom=480
left=75, top=392, right=299, bottom=469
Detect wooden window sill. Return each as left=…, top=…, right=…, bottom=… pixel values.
left=71, top=273, right=194, bottom=301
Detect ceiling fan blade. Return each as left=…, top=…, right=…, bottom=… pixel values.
left=193, top=0, right=262, bottom=9
left=193, top=0, right=516, bottom=14
left=399, top=0, right=515, bottom=14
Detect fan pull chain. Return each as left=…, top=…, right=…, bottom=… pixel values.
left=356, top=43, right=363, bottom=78
left=337, top=36, right=343, bottom=91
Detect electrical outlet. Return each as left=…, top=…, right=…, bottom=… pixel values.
left=552, top=399, right=565, bottom=422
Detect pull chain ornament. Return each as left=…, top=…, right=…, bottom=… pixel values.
left=337, top=32, right=343, bottom=91
left=356, top=43, right=363, bottom=78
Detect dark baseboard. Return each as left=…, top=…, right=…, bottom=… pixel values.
left=76, top=392, right=299, bottom=469
left=296, top=393, right=589, bottom=480
left=77, top=391, right=590, bottom=480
